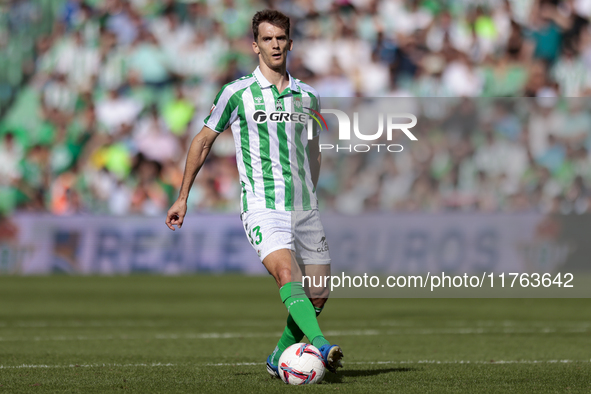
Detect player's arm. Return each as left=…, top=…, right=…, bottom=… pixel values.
left=165, top=126, right=221, bottom=230
left=309, top=135, right=321, bottom=189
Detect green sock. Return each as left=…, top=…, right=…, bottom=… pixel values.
left=280, top=282, right=328, bottom=350
left=271, top=305, right=325, bottom=365
left=311, top=335, right=330, bottom=349
left=271, top=314, right=304, bottom=365
left=310, top=306, right=329, bottom=348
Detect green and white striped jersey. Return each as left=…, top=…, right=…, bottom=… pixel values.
left=204, top=66, right=321, bottom=212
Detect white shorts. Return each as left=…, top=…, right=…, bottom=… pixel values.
left=240, top=208, right=331, bottom=265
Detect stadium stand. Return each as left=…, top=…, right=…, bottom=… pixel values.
left=1, top=0, right=591, bottom=216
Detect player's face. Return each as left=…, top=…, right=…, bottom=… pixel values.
left=253, top=22, right=292, bottom=71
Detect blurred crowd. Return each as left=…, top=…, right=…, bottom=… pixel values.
left=1, top=0, right=591, bottom=216
left=319, top=97, right=591, bottom=214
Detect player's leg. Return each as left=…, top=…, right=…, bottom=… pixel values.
left=302, top=263, right=330, bottom=310
left=262, top=249, right=330, bottom=351
left=266, top=250, right=303, bottom=372
left=247, top=209, right=341, bottom=374
left=301, top=263, right=343, bottom=372
left=269, top=262, right=325, bottom=368
left=239, top=209, right=304, bottom=376
left=266, top=260, right=342, bottom=374
left=269, top=209, right=343, bottom=373
left=294, top=209, right=343, bottom=372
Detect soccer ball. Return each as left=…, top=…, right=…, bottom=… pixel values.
left=278, top=343, right=326, bottom=385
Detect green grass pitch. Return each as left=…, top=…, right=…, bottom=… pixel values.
left=0, top=276, right=590, bottom=393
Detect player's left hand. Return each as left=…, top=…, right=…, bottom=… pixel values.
left=165, top=199, right=187, bottom=231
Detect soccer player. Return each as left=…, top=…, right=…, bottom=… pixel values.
left=165, top=9, right=343, bottom=376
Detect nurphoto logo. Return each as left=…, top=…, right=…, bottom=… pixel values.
left=250, top=107, right=418, bottom=153
left=307, top=109, right=418, bottom=153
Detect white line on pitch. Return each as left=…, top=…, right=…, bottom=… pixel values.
left=203, top=359, right=591, bottom=366
left=2, top=360, right=590, bottom=369
left=2, top=320, right=589, bottom=329
left=0, top=363, right=175, bottom=369
left=0, top=327, right=588, bottom=342
left=0, top=320, right=275, bottom=328
left=347, top=360, right=591, bottom=365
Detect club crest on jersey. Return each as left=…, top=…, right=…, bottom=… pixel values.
left=294, top=97, right=302, bottom=109
left=275, top=100, right=283, bottom=111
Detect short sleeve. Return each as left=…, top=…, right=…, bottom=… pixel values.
left=203, top=85, right=240, bottom=133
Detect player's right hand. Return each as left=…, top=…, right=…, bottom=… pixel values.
left=165, top=199, right=187, bottom=231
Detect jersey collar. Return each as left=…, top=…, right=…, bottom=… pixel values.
left=253, top=66, right=300, bottom=94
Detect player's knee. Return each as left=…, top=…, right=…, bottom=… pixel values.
left=308, top=281, right=330, bottom=300
left=311, top=297, right=327, bottom=309
left=276, top=267, right=292, bottom=288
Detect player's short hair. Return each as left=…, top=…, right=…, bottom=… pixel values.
left=252, top=9, right=290, bottom=42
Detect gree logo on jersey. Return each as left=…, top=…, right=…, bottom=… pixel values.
left=252, top=110, right=308, bottom=124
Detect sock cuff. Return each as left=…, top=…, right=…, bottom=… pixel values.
left=311, top=335, right=330, bottom=349
left=279, top=282, right=305, bottom=303
left=314, top=306, right=323, bottom=317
